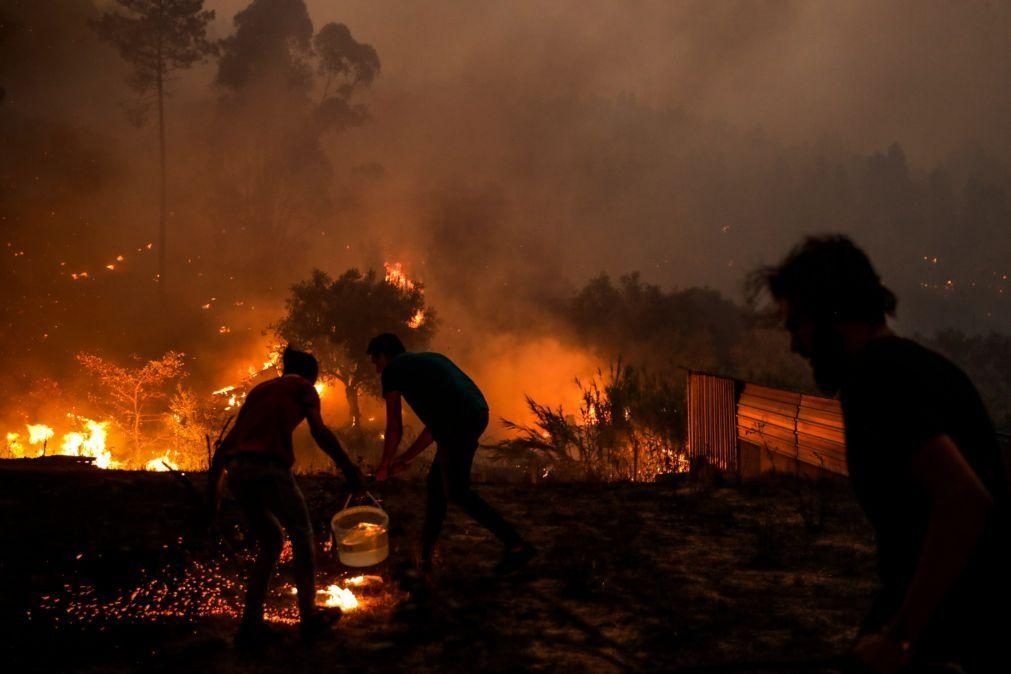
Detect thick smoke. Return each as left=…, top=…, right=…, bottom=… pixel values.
left=2, top=0, right=1009, bottom=438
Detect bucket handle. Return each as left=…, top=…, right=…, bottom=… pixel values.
left=342, top=490, right=383, bottom=512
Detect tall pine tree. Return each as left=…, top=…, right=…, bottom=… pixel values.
left=94, top=0, right=216, bottom=299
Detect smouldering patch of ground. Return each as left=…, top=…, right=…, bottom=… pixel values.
left=0, top=468, right=877, bottom=672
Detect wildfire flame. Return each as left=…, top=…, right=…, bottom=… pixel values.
left=384, top=262, right=426, bottom=328
left=317, top=584, right=360, bottom=611
left=143, top=451, right=180, bottom=472
left=313, top=575, right=383, bottom=612
left=27, top=423, right=55, bottom=445
left=384, top=262, right=415, bottom=291
left=5, top=432, right=24, bottom=458
left=59, top=418, right=117, bottom=469
left=212, top=346, right=284, bottom=410
left=5, top=419, right=122, bottom=468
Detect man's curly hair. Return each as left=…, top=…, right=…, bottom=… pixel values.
left=750, top=235, right=897, bottom=324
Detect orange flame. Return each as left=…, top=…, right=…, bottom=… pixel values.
left=144, top=451, right=180, bottom=472
left=5, top=432, right=24, bottom=458
left=59, top=418, right=117, bottom=469
left=317, top=584, right=359, bottom=611
left=384, top=262, right=416, bottom=291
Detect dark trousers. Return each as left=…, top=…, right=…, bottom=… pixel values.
left=228, top=455, right=316, bottom=624
left=422, top=413, right=522, bottom=563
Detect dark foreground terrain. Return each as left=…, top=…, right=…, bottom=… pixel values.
left=0, top=464, right=877, bottom=673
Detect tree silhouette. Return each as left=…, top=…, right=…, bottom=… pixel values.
left=313, top=22, right=380, bottom=132
left=216, top=0, right=312, bottom=92
left=77, top=350, right=187, bottom=459
left=93, top=0, right=216, bottom=299
left=276, top=268, right=436, bottom=429
left=567, top=272, right=746, bottom=372
left=210, top=4, right=380, bottom=280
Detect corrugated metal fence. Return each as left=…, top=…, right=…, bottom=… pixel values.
left=689, top=372, right=1011, bottom=480
left=688, top=371, right=848, bottom=477
left=737, top=383, right=848, bottom=476
left=686, top=372, right=739, bottom=471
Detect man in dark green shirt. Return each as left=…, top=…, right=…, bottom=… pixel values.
left=368, top=333, right=533, bottom=574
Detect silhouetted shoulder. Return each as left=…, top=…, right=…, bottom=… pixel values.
left=843, top=335, right=1003, bottom=494
left=845, top=336, right=978, bottom=409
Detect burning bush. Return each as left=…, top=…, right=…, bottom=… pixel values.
left=496, top=361, right=688, bottom=482
left=165, top=384, right=235, bottom=470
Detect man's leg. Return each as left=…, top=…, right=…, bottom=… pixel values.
left=421, top=451, right=450, bottom=567
left=243, top=514, right=284, bottom=626
left=268, top=469, right=317, bottom=622
left=231, top=467, right=285, bottom=628
left=444, top=438, right=523, bottom=549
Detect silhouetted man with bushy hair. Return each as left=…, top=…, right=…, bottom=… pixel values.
left=758, top=236, right=1008, bottom=673
left=209, top=347, right=364, bottom=646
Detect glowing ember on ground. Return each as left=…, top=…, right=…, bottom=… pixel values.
left=33, top=553, right=394, bottom=627
left=312, top=575, right=384, bottom=611
left=317, top=584, right=360, bottom=611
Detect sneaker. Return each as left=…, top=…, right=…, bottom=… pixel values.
left=494, top=543, right=537, bottom=575
left=300, top=606, right=343, bottom=641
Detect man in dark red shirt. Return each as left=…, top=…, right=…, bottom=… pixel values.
left=209, top=347, right=364, bottom=645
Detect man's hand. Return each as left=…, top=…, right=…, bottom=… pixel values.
left=389, top=458, right=410, bottom=476
left=853, top=632, right=911, bottom=674
left=378, top=392, right=403, bottom=482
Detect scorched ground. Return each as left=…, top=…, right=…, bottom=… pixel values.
left=1, top=467, right=877, bottom=673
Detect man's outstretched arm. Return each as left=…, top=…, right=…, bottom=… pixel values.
left=390, top=427, right=434, bottom=473
left=306, top=409, right=364, bottom=489
left=376, top=392, right=403, bottom=481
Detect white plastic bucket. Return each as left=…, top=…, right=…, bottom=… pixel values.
left=331, top=493, right=389, bottom=567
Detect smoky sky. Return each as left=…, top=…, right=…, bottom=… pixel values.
left=307, top=0, right=1011, bottom=162
left=2, top=0, right=1010, bottom=385
left=292, top=0, right=1011, bottom=333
